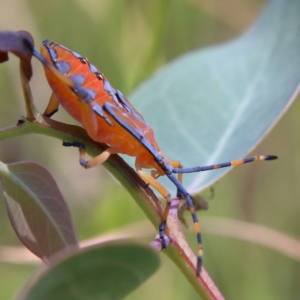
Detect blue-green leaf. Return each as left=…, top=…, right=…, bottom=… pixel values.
left=131, top=0, right=300, bottom=193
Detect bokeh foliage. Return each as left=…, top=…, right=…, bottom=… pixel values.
left=0, top=0, right=299, bottom=299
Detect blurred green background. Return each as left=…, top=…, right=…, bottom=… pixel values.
left=0, top=0, right=299, bottom=299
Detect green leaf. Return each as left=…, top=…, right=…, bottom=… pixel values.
left=17, top=242, right=160, bottom=300
left=0, top=161, right=78, bottom=262
left=130, top=0, right=300, bottom=193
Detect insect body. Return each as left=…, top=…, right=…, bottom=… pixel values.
left=40, top=41, right=166, bottom=173
left=32, top=40, right=277, bottom=276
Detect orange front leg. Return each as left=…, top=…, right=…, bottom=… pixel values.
left=63, top=141, right=112, bottom=169
left=137, top=170, right=173, bottom=249
left=43, top=92, right=60, bottom=117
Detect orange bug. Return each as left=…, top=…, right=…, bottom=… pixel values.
left=31, top=40, right=277, bottom=276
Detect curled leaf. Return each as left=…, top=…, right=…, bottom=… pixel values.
left=0, top=30, right=34, bottom=79
left=0, top=161, right=78, bottom=263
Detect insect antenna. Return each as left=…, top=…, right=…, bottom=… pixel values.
left=172, top=155, right=277, bottom=174
left=169, top=154, right=277, bottom=275
left=31, top=49, right=76, bottom=90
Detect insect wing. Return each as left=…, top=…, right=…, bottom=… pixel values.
left=115, top=89, right=146, bottom=125
left=104, top=102, right=145, bottom=139
left=104, top=102, right=161, bottom=160
left=43, top=92, right=60, bottom=117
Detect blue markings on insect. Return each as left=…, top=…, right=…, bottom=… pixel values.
left=58, top=44, right=70, bottom=51
left=89, top=63, right=98, bottom=74
left=93, top=103, right=112, bottom=126
left=103, top=79, right=120, bottom=105
left=56, top=61, right=71, bottom=75
left=115, top=90, right=130, bottom=112
left=48, top=47, right=58, bottom=61
left=104, top=102, right=142, bottom=139
left=104, top=102, right=162, bottom=161
left=80, top=88, right=96, bottom=102
left=71, top=51, right=82, bottom=59
left=72, top=83, right=96, bottom=103
left=69, top=74, right=86, bottom=85
left=115, top=89, right=148, bottom=125
left=115, top=89, right=126, bottom=102
left=43, top=40, right=58, bottom=61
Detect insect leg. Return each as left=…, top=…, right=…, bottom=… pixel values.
left=63, top=141, right=112, bottom=169
left=137, top=170, right=172, bottom=249
left=170, top=161, right=183, bottom=183
left=151, top=160, right=184, bottom=197
left=165, top=172, right=203, bottom=276
left=43, top=92, right=60, bottom=117
left=170, top=160, right=184, bottom=198
left=103, top=102, right=203, bottom=274
left=178, top=186, right=212, bottom=227
left=151, top=160, right=183, bottom=184
left=102, top=102, right=203, bottom=272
